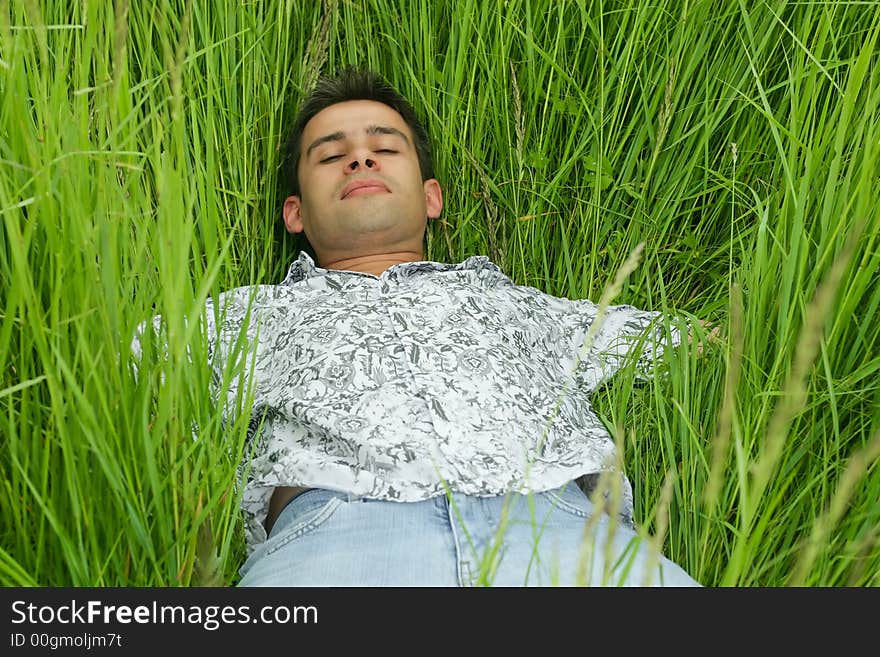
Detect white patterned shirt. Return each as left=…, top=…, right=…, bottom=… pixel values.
left=194, top=252, right=683, bottom=554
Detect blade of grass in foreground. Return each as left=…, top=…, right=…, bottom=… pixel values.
left=1, top=0, right=878, bottom=586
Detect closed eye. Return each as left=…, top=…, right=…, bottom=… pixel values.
left=319, top=155, right=342, bottom=163
left=376, top=149, right=398, bottom=154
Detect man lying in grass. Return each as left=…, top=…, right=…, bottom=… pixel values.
left=187, top=68, right=702, bottom=586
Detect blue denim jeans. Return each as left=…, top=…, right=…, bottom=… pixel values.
left=237, top=483, right=701, bottom=587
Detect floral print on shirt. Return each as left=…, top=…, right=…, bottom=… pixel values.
left=138, top=252, right=684, bottom=555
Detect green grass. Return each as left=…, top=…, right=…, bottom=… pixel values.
left=1, top=0, right=878, bottom=586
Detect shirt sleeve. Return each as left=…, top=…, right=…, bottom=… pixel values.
left=128, top=296, right=221, bottom=441
left=129, top=312, right=167, bottom=384
left=129, top=297, right=218, bottom=381
left=558, top=295, right=689, bottom=391
left=594, top=302, right=679, bottom=381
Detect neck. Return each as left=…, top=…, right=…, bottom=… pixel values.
left=319, top=250, right=424, bottom=276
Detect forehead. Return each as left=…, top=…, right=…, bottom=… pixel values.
left=301, top=100, right=413, bottom=150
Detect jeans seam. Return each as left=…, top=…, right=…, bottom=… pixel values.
left=265, top=497, right=343, bottom=556
left=543, top=488, right=590, bottom=518
left=445, top=495, right=470, bottom=587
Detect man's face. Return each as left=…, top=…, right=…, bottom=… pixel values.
left=283, top=100, right=442, bottom=263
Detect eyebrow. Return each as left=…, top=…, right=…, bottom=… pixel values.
left=305, top=124, right=411, bottom=158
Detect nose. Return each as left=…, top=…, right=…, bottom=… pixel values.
left=345, top=157, right=377, bottom=173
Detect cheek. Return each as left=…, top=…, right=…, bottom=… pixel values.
left=299, top=164, right=332, bottom=190
left=299, top=178, right=335, bottom=213
left=401, top=166, right=426, bottom=196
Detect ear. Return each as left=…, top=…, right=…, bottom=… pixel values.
left=282, top=195, right=304, bottom=233
left=423, top=179, right=443, bottom=219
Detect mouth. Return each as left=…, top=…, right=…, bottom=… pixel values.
left=341, top=179, right=390, bottom=199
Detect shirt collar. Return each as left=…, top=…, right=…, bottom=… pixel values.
left=280, top=251, right=501, bottom=286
